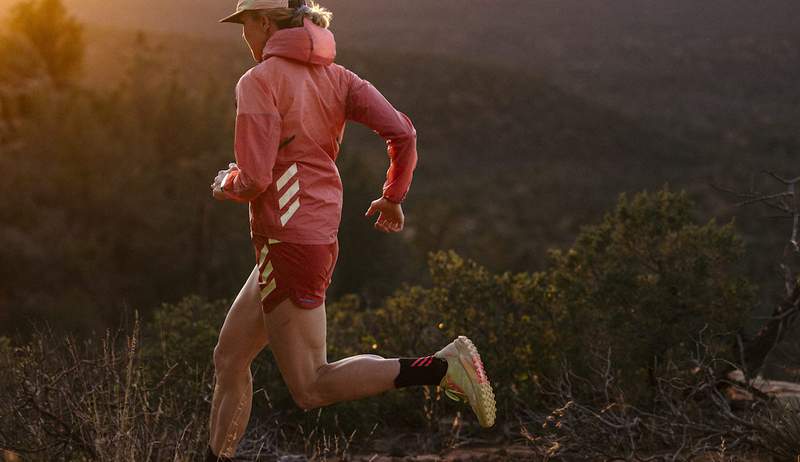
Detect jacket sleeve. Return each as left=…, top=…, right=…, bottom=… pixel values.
left=345, top=70, right=418, bottom=204
left=222, top=71, right=282, bottom=203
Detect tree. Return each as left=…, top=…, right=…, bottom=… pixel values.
left=545, top=186, right=755, bottom=394
left=715, top=172, right=800, bottom=380
left=0, top=0, right=84, bottom=144
left=0, top=0, right=84, bottom=88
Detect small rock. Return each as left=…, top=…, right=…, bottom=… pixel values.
left=277, top=455, right=308, bottom=462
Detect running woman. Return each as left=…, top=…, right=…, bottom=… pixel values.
left=207, top=1, right=495, bottom=460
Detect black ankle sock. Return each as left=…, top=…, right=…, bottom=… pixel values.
left=394, top=355, right=448, bottom=388
left=206, top=445, right=233, bottom=462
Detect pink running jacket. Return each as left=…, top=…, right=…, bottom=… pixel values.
left=220, top=17, right=418, bottom=245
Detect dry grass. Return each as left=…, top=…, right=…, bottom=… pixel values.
left=0, top=315, right=467, bottom=461
left=0, top=315, right=213, bottom=461
left=3, top=316, right=798, bottom=461
left=516, top=335, right=800, bottom=462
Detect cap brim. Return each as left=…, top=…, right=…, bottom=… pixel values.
left=218, top=11, right=245, bottom=23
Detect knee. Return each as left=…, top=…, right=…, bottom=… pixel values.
left=290, top=381, right=326, bottom=410
left=290, top=388, right=326, bottom=411
left=212, top=344, right=252, bottom=381
left=289, top=365, right=332, bottom=411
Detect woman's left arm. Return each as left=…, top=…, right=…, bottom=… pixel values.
left=344, top=69, right=418, bottom=205
left=214, top=71, right=282, bottom=203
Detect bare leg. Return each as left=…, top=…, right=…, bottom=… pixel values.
left=209, top=266, right=269, bottom=458
left=263, top=297, right=401, bottom=410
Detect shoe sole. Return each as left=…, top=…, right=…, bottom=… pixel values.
left=453, top=336, right=496, bottom=427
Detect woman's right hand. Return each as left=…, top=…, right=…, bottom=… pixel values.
left=365, top=197, right=404, bottom=233
left=211, top=163, right=239, bottom=200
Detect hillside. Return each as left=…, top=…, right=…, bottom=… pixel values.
left=2, top=0, right=799, bottom=375
left=73, top=24, right=713, bottom=273
left=72, top=21, right=786, bottom=330
left=1, top=0, right=796, bottom=158
left=75, top=22, right=800, bottom=364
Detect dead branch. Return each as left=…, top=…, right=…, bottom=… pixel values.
left=714, top=171, right=800, bottom=377
left=518, top=331, right=798, bottom=460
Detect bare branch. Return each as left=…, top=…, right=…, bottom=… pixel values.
left=735, top=192, right=793, bottom=207
left=762, top=170, right=800, bottom=186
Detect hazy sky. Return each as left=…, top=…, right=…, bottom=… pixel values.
left=3, top=0, right=799, bottom=48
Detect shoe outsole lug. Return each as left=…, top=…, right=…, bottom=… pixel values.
left=454, top=335, right=496, bottom=428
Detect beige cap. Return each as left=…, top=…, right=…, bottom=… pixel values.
left=219, top=0, right=289, bottom=23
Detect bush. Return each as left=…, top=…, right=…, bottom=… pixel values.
left=147, top=295, right=227, bottom=372
left=284, top=186, right=759, bottom=426
left=107, top=186, right=762, bottom=433
left=0, top=319, right=212, bottom=461
left=0, top=0, right=84, bottom=87
left=0, top=186, right=760, bottom=457
left=518, top=332, right=788, bottom=461
left=146, top=295, right=296, bottom=413
left=545, top=186, right=756, bottom=398
left=326, top=258, right=557, bottom=429
left=147, top=294, right=369, bottom=451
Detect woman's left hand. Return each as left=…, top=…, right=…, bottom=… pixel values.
left=365, top=197, right=404, bottom=233
left=211, top=163, right=238, bottom=200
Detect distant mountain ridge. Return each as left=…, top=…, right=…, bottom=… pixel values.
left=4, top=0, right=799, bottom=46
left=4, top=0, right=798, bottom=165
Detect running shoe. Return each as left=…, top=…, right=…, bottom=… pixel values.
left=434, top=336, right=496, bottom=427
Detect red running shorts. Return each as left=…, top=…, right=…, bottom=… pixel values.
left=252, top=235, right=339, bottom=314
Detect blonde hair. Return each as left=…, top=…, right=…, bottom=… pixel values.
left=250, top=1, right=332, bottom=29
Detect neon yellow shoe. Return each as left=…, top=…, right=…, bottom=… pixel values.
left=434, top=336, right=496, bottom=428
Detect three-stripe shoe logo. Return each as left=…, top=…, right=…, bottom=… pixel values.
left=257, top=238, right=281, bottom=302
left=411, top=356, right=435, bottom=367
left=276, top=163, right=300, bottom=227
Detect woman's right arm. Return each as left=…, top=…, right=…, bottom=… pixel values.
left=344, top=70, right=418, bottom=205
left=221, top=71, right=282, bottom=203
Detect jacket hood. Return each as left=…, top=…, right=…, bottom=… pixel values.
left=262, top=17, right=336, bottom=65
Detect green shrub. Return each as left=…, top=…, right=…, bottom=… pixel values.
left=325, top=253, right=559, bottom=425
left=0, top=186, right=760, bottom=458
left=333, top=187, right=756, bottom=412
left=147, top=295, right=227, bottom=371
left=0, top=335, right=10, bottom=354
left=144, top=186, right=756, bottom=430
left=545, top=187, right=756, bottom=396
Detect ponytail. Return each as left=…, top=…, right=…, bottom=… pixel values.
left=254, top=0, right=333, bottom=30
left=291, top=0, right=332, bottom=29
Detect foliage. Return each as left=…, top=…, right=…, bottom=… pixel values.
left=0, top=186, right=769, bottom=459
left=0, top=319, right=212, bottom=461
left=0, top=317, right=361, bottom=461
left=543, top=187, right=756, bottom=397
left=519, top=332, right=796, bottom=461
left=0, top=23, right=250, bottom=331
left=148, top=295, right=227, bottom=372
left=147, top=186, right=757, bottom=424
left=0, top=0, right=82, bottom=146
left=325, top=259, right=556, bottom=430
left=0, top=0, right=83, bottom=87
left=0, top=3, right=421, bottom=331
left=321, top=187, right=759, bottom=427
left=0, top=335, right=10, bottom=354
left=145, top=294, right=376, bottom=445
left=0, top=0, right=795, bottom=459
left=0, top=0, right=784, bottom=342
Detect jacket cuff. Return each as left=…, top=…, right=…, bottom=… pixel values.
left=382, top=193, right=404, bottom=204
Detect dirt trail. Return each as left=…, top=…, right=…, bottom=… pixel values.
left=351, top=445, right=537, bottom=462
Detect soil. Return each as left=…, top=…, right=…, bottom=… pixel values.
left=350, top=445, right=537, bottom=462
